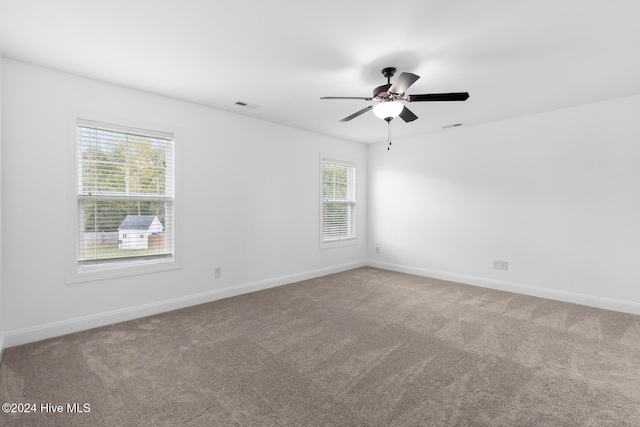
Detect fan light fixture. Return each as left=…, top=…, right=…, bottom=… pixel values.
left=320, top=66, right=470, bottom=150
left=373, top=101, right=404, bottom=120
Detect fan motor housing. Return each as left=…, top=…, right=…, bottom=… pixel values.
left=373, top=84, right=392, bottom=99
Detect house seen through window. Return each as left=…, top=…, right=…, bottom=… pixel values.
left=76, top=120, right=174, bottom=270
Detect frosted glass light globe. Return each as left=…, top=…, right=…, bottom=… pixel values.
left=373, top=101, right=404, bottom=120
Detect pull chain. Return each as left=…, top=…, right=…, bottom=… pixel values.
left=387, top=119, right=392, bottom=150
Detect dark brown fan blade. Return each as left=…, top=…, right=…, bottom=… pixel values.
left=407, top=92, right=470, bottom=102
left=321, top=96, right=373, bottom=100
left=399, top=106, right=418, bottom=122
left=339, top=105, right=373, bottom=122
left=388, top=72, right=419, bottom=94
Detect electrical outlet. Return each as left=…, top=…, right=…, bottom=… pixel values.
left=500, top=261, right=508, bottom=271
left=214, top=267, right=222, bottom=278
left=493, top=260, right=501, bottom=269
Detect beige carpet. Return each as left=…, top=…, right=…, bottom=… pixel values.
left=1, top=267, right=640, bottom=426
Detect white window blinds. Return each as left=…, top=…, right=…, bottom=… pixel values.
left=76, top=120, right=174, bottom=268
left=322, top=158, right=356, bottom=243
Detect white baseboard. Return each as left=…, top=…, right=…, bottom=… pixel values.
left=3, top=260, right=367, bottom=349
left=368, top=260, right=640, bottom=316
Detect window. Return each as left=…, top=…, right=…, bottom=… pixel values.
left=76, top=119, right=174, bottom=273
left=321, top=156, right=356, bottom=246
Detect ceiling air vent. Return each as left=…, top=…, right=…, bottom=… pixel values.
left=235, top=101, right=260, bottom=109
left=442, top=123, right=464, bottom=129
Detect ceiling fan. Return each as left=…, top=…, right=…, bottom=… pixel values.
left=321, top=67, right=469, bottom=123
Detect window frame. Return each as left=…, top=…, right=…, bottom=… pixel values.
left=66, top=112, right=182, bottom=283
left=320, top=153, right=357, bottom=249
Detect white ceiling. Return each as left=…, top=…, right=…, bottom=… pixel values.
left=2, top=0, right=640, bottom=144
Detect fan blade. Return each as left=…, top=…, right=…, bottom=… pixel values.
left=389, top=72, right=419, bottom=94
left=339, top=106, right=373, bottom=122
left=399, top=106, right=418, bottom=122
left=407, top=92, right=470, bottom=102
left=321, top=96, right=373, bottom=100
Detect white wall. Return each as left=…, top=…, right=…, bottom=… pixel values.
left=368, top=95, right=640, bottom=314
left=0, top=55, right=4, bottom=358
left=1, top=59, right=367, bottom=346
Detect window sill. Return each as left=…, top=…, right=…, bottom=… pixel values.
left=320, top=238, right=357, bottom=250
left=67, top=258, right=181, bottom=284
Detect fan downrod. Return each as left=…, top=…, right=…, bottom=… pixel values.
left=381, top=67, right=396, bottom=84
left=373, top=67, right=398, bottom=98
